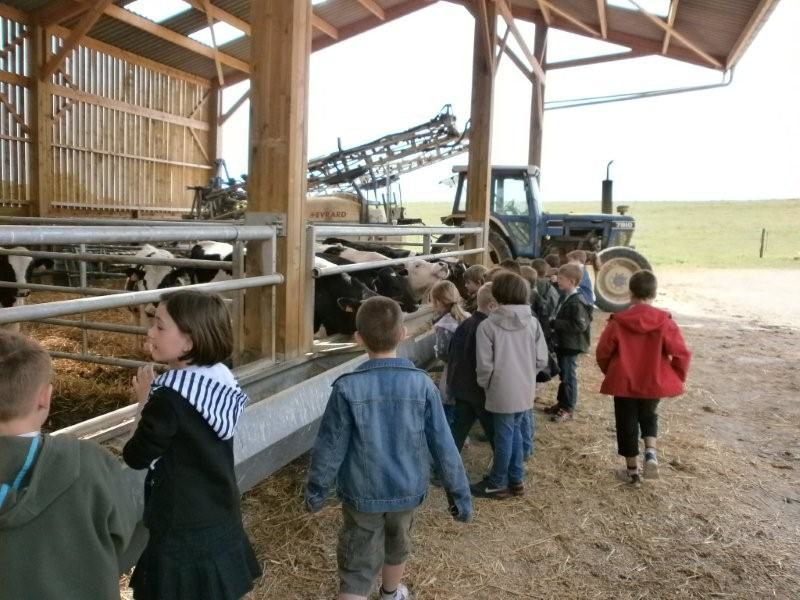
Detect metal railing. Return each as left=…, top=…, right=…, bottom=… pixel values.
left=0, top=223, right=281, bottom=368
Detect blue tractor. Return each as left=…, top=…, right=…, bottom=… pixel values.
left=438, top=165, right=652, bottom=312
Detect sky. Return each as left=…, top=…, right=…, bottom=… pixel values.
left=220, top=0, right=800, bottom=203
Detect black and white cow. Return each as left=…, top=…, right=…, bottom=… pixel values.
left=321, top=237, right=415, bottom=259
left=314, top=255, right=377, bottom=335
left=1, top=248, right=52, bottom=331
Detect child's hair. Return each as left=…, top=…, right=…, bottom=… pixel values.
left=557, top=264, right=583, bottom=286
left=530, top=258, right=548, bottom=278
left=629, top=270, right=657, bottom=300
left=430, top=280, right=469, bottom=323
left=476, top=283, right=496, bottom=312
left=491, top=272, right=530, bottom=305
left=463, top=264, right=488, bottom=286
left=0, top=331, right=52, bottom=421
left=356, top=296, right=404, bottom=352
left=162, top=290, right=233, bottom=365
left=498, top=259, right=522, bottom=274
left=484, top=266, right=506, bottom=282
left=566, top=249, right=588, bottom=264
left=544, top=254, right=562, bottom=269
left=519, top=266, right=538, bottom=288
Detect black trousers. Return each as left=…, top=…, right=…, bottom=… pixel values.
left=450, top=397, right=495, bottom=453
left=613, top=396, right=660, bottom=458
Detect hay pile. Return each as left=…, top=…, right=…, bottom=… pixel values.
left=240, top=315, right=800, bottom=599
left=21, top=288, right=145, bottom=431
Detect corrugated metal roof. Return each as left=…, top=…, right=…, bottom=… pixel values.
left=0, top=0, right=780, bottom=79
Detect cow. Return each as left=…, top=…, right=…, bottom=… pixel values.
left=0, top=249, right=53, bottom=332
left=318, top=243, right=392, bottom=264
left=316, top=251, right=418, bottom=314
left=321, top=238, right=415, bottom=259
left=403, top=258, right=450, bottom=302
left=314, top=269, right=377, bottom=336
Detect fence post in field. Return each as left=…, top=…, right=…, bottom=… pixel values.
left=759, top=228, right=768, bottom=258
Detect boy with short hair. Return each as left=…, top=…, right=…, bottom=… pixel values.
left=596, top=270, right=691, bottom=487
left=0, top=331, right=138, bottom=600
left=473, top=273, right=548, bottom=499
left=305, top=297, right=472, bottom=600
left=462, top=264, right=488, bottom=313
left=448, top=283, right=498, bottom=452
left=566, top=249, right=595, bottom=306
left=547, top=264, right=593, bottom=422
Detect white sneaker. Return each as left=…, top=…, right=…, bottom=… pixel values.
left=643, top=459, right=660, bottom=479
left=380, top=583, right=411, bottom=600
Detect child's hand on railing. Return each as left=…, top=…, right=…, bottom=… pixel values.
left=132, top=364, right=155, bottom=406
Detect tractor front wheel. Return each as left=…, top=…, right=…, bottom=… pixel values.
left=594, top=247, right=652, bottom=312
left=488, top=229, right=513, bottom=264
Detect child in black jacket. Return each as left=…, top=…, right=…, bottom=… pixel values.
left=547, top=264, right=592, bottom=422
left=447, top=284, right=497, bottom=452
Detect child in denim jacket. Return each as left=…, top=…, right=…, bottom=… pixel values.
left=305, top=297, right=472, bottom=600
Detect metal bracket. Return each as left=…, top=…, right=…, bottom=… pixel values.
left=245, top=212, right=286, bottom=237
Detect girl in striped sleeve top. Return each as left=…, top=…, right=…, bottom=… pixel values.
left=123, top=290, right=261, bottom=600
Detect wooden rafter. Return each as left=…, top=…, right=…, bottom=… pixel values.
left=311, top=14, right=339, bottom=40
left=495, top=26, right=510, bottom=70
left=596, top=0, right=607, bottom=39
left=726, top=0, right=779, bottom=69
left=501, top=43, right=534, bottom=83
left=41, top=0, right=115, bottom=81
left=661, top=0, right=679, bottom=54
left=201, top=0, right=225, bottom=85
left=627, top=0, right=721, bottom=68
left=545, top=50, right=647, bottom=70
left=536, top=0, right=551, bottom=26
left=356, top=0, right=386, bottom=20
left=102, top=3, right=250, bottom=73
left=33, top=0, right=89, bottom=28
left=538, top=0, right=601, bottom=37
left=313, top=0, right=435, bottom=53
left=494, top=0, right=545, bottom=83
left=476, top=0, right=494, bottom=73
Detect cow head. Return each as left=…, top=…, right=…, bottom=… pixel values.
left=373, top=266, right=418, bottom=313
left=403, top=259, right=450, bottom=300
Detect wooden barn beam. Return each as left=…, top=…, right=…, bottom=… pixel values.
left=465, top=0, right=496, bottom=266
left=538, top=0, right=601, bottom=37
left=509, top=4, right=723, bottom=70
left=627, top=0, right=721, bottom=68
left=219, top=89, right=250, bottom=125
left=185, top=0, right=250, bottom=34
left=247, top=0, right=312, bottom=359
left=201, top=0, right=225, bottom=85
left=596, top=0, right=607, bottom=39
left=41, top=0, right=115, bottom=81
left=29, top=24, right=52, bottom=217
left=34, top=0, right=88, bottom=28
left=356, top=0, right=386, bottom=21
left=311, top=14, right=339, bottom=40
left=726, top=0, right=779, bottom=69
left=313, top=0, right=434, bottom=52
left=529, top=24, right=547, bottom=168
left=494, top=0, right=545, bottom=83
left=545, top=50, right=647, bottom=70
left=661, top=0, right=679, bottom=54
left=536, top=0, right=551, bottom=26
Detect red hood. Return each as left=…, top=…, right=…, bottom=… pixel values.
left=612, top=303, right=671, bottom=334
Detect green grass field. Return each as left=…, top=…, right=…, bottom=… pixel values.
left=403, top=199, right=800, bottom=269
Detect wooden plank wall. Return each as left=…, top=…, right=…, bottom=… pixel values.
left=0, top=10, right=213, bottom=217
left=0, top=14, right=29, bottom=211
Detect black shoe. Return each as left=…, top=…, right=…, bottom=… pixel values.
left=470, top=478, right=511, bottom=499
left=509, top=481, right=525, bottom=496
left=543, top=403, right=560, bottom=414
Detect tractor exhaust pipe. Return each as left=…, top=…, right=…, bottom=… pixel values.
left=602, top=160, right=614, bottom=215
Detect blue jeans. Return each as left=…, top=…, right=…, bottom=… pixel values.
left=443, top=404, right=457, bottom=429
left=556, top=352, right=578, bottom=412
left=521, top=409, right=535, bottom=458
left=488, top=412, right=525, bottom=488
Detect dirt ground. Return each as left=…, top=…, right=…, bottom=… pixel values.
left=240, top=268, right=800, bottom=599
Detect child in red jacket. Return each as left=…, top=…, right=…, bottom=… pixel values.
left=595, top=270, right=691, bottom=487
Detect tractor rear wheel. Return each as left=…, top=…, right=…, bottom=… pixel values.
left=594, top=247, right=652, bottom=312
left=488, top=229, right=513, bottom=264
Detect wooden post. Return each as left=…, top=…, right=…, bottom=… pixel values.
left=207, top=84, right=221, bottom=166
left=759, top=228, right=767, bottom=258
left=465, top=0, right=496, bottom=265
left=245, top=0, right=311, bottom=360
left=29, top=23, right=52, bottom=217
left=528, top=24, right=548, bottom=168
